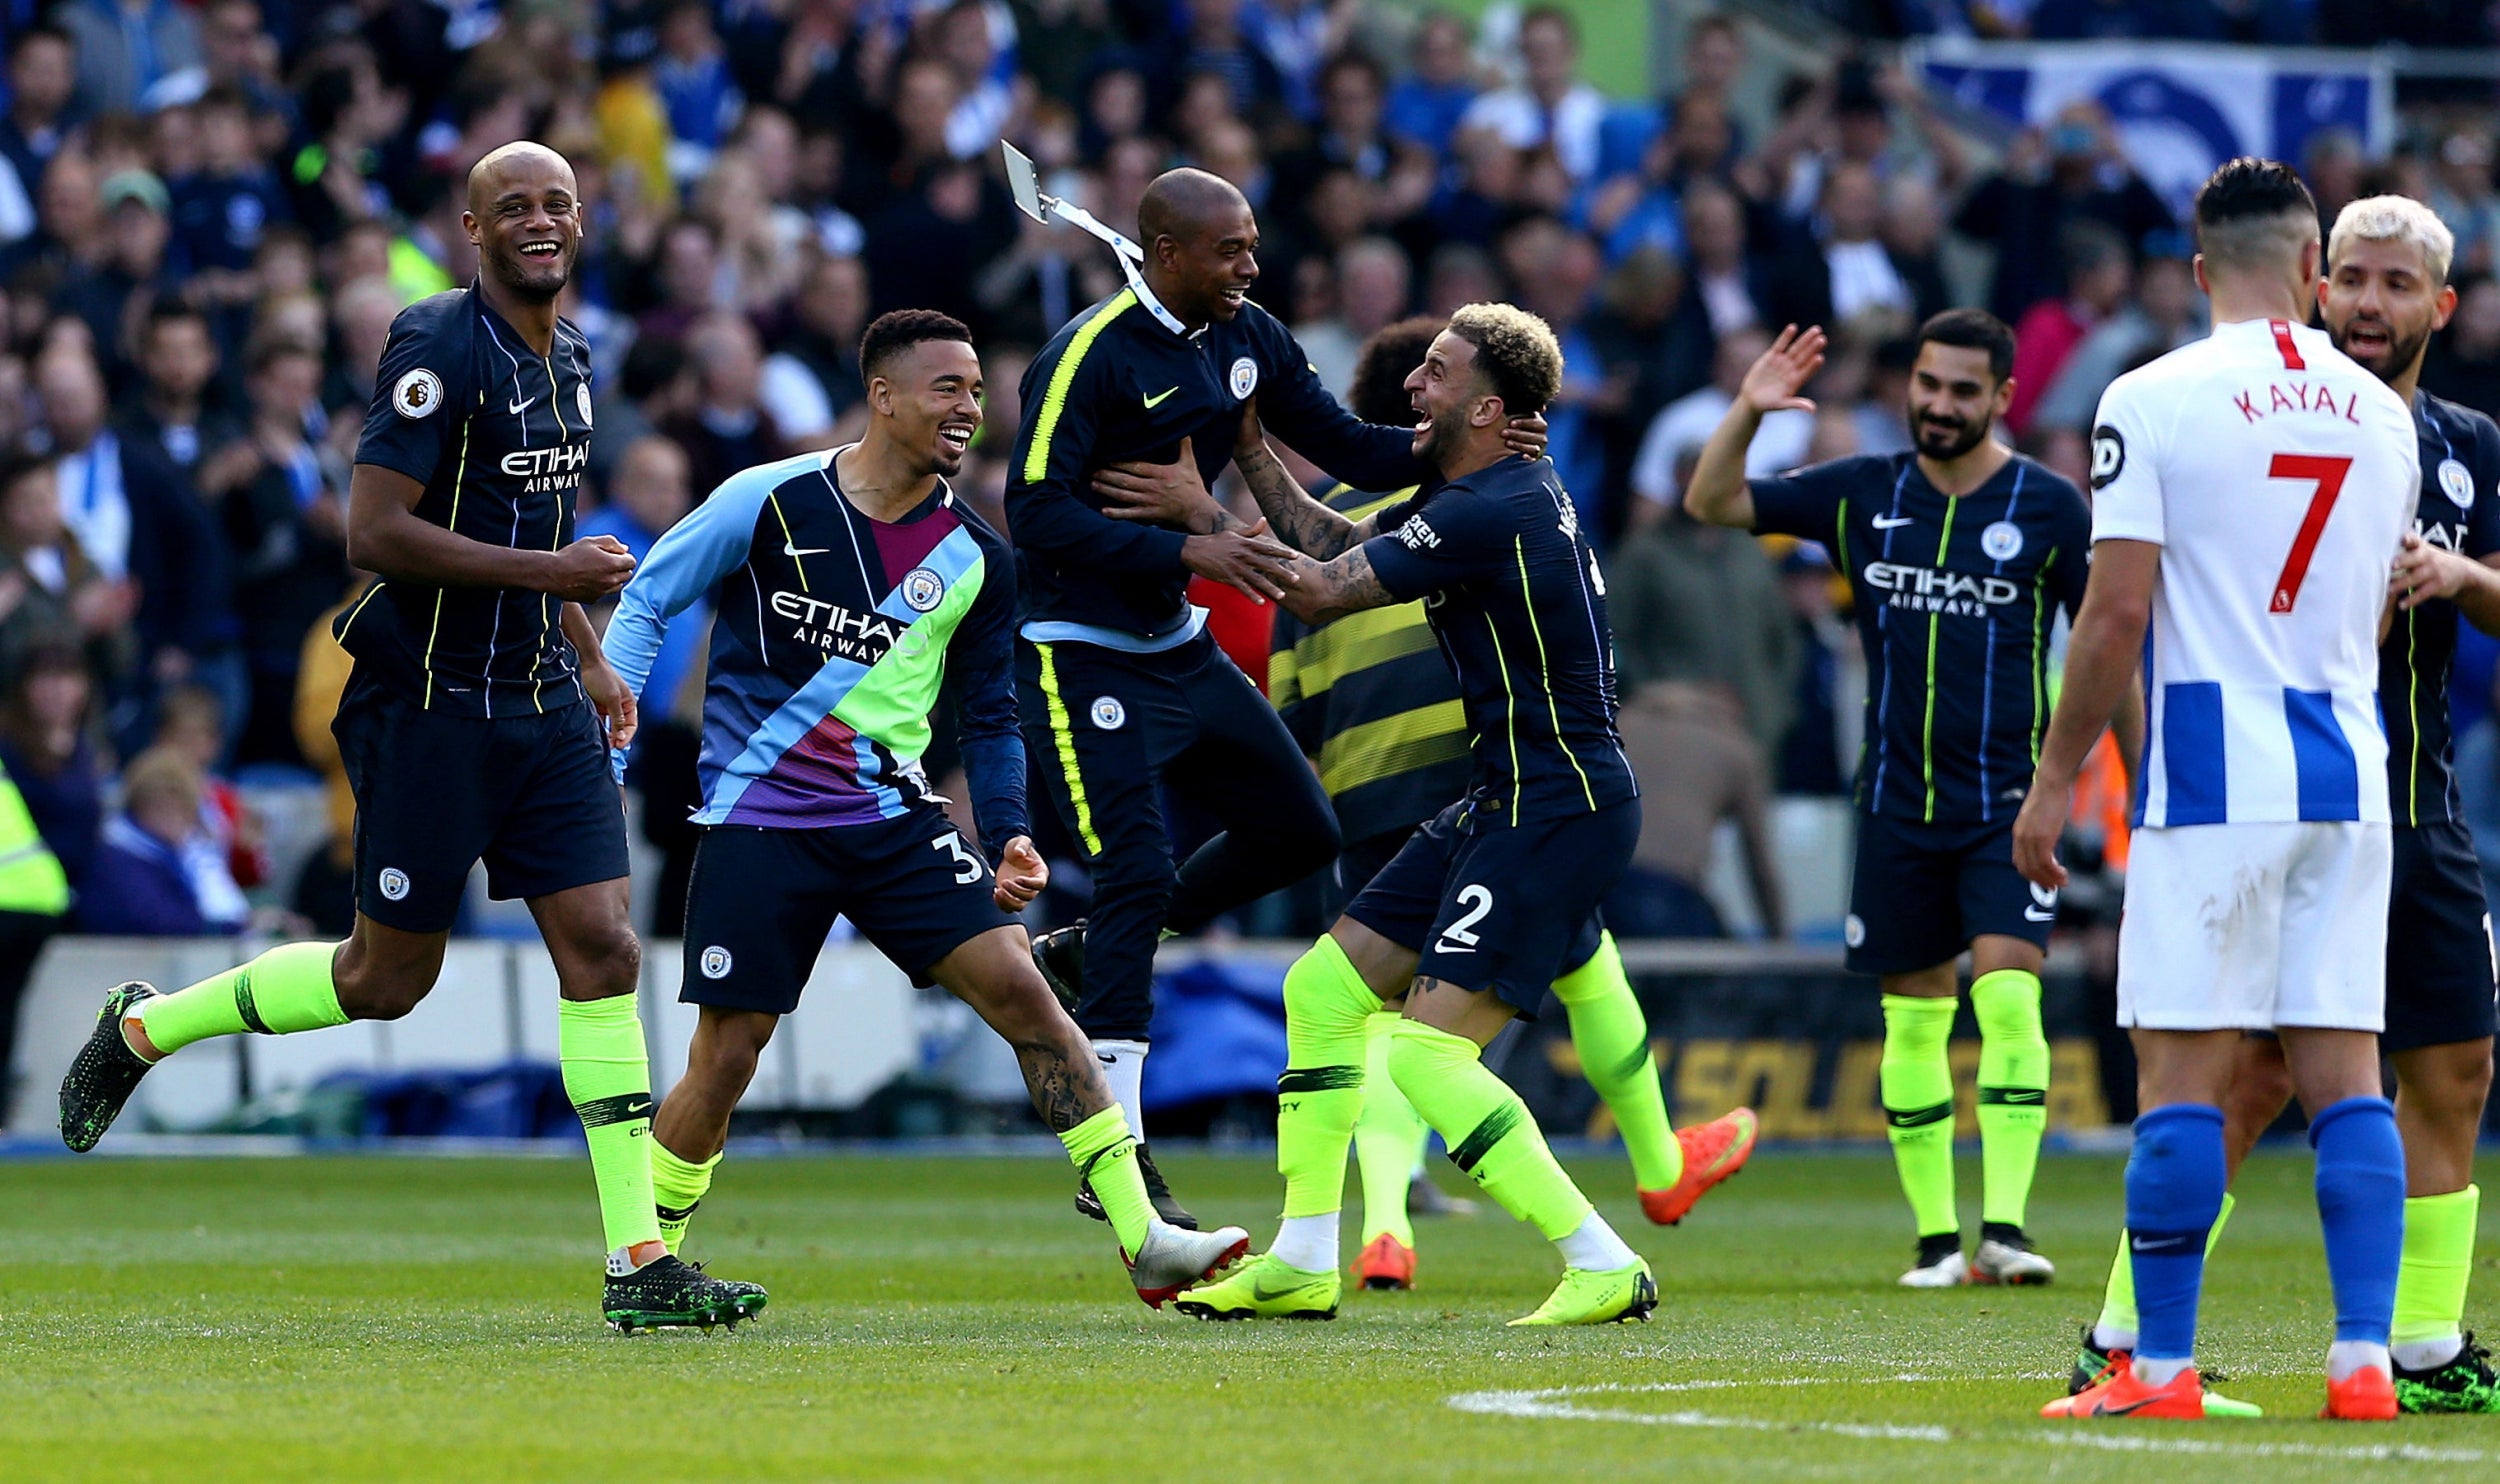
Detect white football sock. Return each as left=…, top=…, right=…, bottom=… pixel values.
left=1555, top=1211, right=1638, bottom=1271
left=1270, top=1213, right=1339, bottom=1273
left=2131, top=1354, right=2192, bottom=1387
left=1092, top=1039, right=1148, bottom=1145
left=2393, top=1336, right=2465, bottom=1372
left=2328, top=1339, right=2392, bottom=1381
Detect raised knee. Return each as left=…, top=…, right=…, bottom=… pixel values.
left=338, top=968, right=430, bottom=1022
left=573, top=926, right=642, bottom=997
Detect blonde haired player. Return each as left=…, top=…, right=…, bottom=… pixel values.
left=2016, top=158, right=2418, bottom=1421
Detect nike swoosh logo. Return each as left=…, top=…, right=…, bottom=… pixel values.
left=509, top=396, right=536, bottom=415
left=2130, top=1234, right=2193, bottom=1253
left=1871, top=515, right=1914, bottom=529
left=1252, top=1276, right=1313, bottom=1300
left=2024, top=907, right=2056, bottom=922
left=1433, top=942, right=1476, bottom=955
left=784, top=543, right=830, bottom=558
left=627, top=1100, right=653, bottom=1118
left=1144, top=387, right=1179, bottom=408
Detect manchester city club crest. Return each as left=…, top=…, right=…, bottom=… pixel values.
left=1229, top=356, right=1258, bottom=399
left=902, top=567, right=945, bottom=612
left=577, top=381, right=595, bottom=429
left=2441, top=457, right=2475, bottom=509
left=700, top=946, right=734, bottom=980
left=1090, top=696, right=1126, bottom=730
left=1981, top=520, right=2024, bottom=562
left=379, top=867, right=411, bottom=901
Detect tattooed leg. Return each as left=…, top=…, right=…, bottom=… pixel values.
left=930, top=927, right=1115, bottom=1132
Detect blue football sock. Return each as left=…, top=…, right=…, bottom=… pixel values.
left=2125, top=1103, right=2226, bottom=1365
left=2310, top=1095, right=2405, bottom=1346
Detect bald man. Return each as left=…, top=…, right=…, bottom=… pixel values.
left=1012, top=168, right=1516, bottom=1229
left=57, top=142, right=767, bottom=1333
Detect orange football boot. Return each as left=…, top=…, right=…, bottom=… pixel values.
left=2042, top=1354, right=2208, bottom=1419
left=1352, top=1232, right=1416, bottom=1291
left=1640, top=1108, right=1760, bottom=1225
left=2321, top=1367, right=2398, bottom=1420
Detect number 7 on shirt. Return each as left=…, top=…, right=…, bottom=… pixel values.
left=2266, top=453, right=2353, bottom=614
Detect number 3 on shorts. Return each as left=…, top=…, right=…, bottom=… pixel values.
left=1436, top=884, right=1494, bottom=955
left=933, top=832, right=982, bottom=884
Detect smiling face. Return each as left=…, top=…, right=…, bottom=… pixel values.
left=1905, top=341, right=2008, bottom=462
left=2322, top=234, right=2453, bottom=388
left=873, top=337, right=984, bottom=479
left=463, top=146, right=583, bottom=304
left=1403, top=329, right=1493, bottom=466
left=1154, top=198, right=1261, bottom=325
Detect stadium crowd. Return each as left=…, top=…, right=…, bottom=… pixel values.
left=1, top=0, right=2498, bottom=950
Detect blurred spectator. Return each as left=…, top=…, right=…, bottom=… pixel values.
left=3, top=149, right=105, bottom=285
left=152, top=681, right=266, bottom=887
left=663, top=311, right=796, bottom=493
left=1775, top=546, right=1854, bottom=796
left=2430, top=130, right=2500, bottom=281
left=1153, top=0, right=1287, bottom=125
left=2006, top=221, right=2132, bottom=434
left=1630, top=327, right=1811, bottom=519
left=325, top=275, right=400, bottom=421
left=1610, top=680, right=1783, bottom=939
left=1298, top=236, right=1409, bottom=397
left=1459, top=6, right=1603, bottom=182
left=168, top=87, right=289, bottom=287
left=77, top=743, right=249, bottom=936
left=55, top=169, right=170, bottom=389
left=655, top=0, right=746, bottom=187
left=2302, top=126, right=2366, bottom=244
left=211, top=337, right=346, bottom=765
left=1849, top=335, right=1915, bottom=457
left=289, top=576, right=362, bottom=937
left=1273, top=52, right=1433, bottom=237
left=589, top=331, right=695, bottom=496
left=0, top=645, right=105, bottom=894
left=2423, top=274, right=2500, bottom=413
left=1608, top=480, right=1798, bottom=766
left=863, top=156, right=1017, bottom=327
left=1673, top=179, right=1767, bottom=353
left=23, top=371, right=150, bottom=683
left=1769, top=161, right=1929, bottom=337
left=1383, top=11, right=1477, bottom=159
left=59, top=0, right=204, bottom=120
left=0, top=718, right=68, bottom=1102
left=766, top=252, right=869, bottom=426
left=1954, top=100, right=2173, bottom=324
left=1589, top=91, right=1733, bottom=265
left=2031, top=247, right=2205, bottom=432
left=0, top=25, right=80, bottom=236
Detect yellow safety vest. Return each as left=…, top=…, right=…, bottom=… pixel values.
left=0, top=758, right=69, bottom=916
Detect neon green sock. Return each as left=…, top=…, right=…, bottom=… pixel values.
left=648, top=1140, right=719, bottom=1257
left=1971, top=969, right=2049, bottom=1229
left=1880, top=994, right=1960, bottom=1238
left=2394, top=1185, right=2479, bottom=1347
left=1353, top=1013, right=1422, bottom=1247
left=1554, top=932, right=1682, bottom=1191
left=1277, top=936, right=1382, bottom=1225
left=2098, top=1192, right=2235, bottom=1340
left=1386, top=1017, right=1592, bottom=1242
left=135, top=941, right=347, bottom=1055
left=1061, top=1105, right=1154, bottom=1257
left=558, top=995, right=662, bottom=1261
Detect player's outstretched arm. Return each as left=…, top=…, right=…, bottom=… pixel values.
left=1274, top=545, right=1397, bottom=626
left=2013, top=538, right=2159, bottom=889
left=347, top=462, right=633, bottom=599
left=1686, top=324, right=1825, bottom=530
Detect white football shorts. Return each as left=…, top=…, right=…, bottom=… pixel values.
left=2116, top=820, right=2390, bottom=1032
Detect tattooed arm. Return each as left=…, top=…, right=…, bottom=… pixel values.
left=1232, top=437, right=1375, bottom=559
left=1274, top=543, right=1401, bottom=626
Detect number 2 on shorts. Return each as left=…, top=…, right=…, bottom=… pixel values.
left=1436, top=884, right=1494, bottom=954
left=2266, top=452, right=2352, bottom=613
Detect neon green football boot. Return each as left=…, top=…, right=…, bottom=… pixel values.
left=1508, top=1259, right=1657, bottom=1326
left=1173, top=1251, right=1340, bottom=1321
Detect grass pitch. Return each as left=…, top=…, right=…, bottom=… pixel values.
left=3, top=1146, right=2496, bottom=1482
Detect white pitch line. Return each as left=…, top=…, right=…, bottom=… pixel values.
left=1443, top=1380, right=2497, bottom=1463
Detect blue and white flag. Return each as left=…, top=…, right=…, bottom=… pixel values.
left=1909, top=41, right=2392, bottom=215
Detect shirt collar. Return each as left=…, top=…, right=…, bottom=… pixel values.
left=1129, top=274, right=1200, bottom=340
